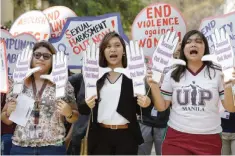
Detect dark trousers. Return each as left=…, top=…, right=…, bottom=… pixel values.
left=70, top=143, right=81, bottom=155
left=10, top=144, right=66, bottom=155
left=1, top=134, right=13, bottom=155
left=91, top=127, right=138, bottom=155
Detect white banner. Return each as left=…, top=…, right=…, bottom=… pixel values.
left=43, top=6, right=77, bottom=38
left=10, top=10, right=51, bottom=41
left=50, top=13, right=129, bottom=69
left=199, top=11, right=235, bottom=54
left=0, top=40, right=9, bottom=93
left=132, top=2, right=186, bottom=65
left=0, top=29, right=37, bottom=77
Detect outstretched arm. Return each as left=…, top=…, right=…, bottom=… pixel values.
left=222, top=85, right=235, bottom=112
left=146, top=70, right=171, bottom=111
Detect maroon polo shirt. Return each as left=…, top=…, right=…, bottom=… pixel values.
left=1, top=93, right=16, bottom=135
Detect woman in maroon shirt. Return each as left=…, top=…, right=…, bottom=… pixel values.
left=1, top=93, right=16, bottom=155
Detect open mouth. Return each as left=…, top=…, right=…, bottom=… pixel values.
left=190, top=50, right=198, bottom=55
left=110, top=54, right=118, bottom=58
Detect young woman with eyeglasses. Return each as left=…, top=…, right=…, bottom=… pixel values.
left=1, top=41, right=78, bottom=155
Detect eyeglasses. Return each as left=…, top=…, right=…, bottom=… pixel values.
left=33, top=52, right=52, bottom=60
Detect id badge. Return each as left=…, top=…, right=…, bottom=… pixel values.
left=151, top=107, right=158, bottom=117
left=221, top=111, right=230, bottom=119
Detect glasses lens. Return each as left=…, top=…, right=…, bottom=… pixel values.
left=34, top=53, right=42, bottom=59
left=33, top=52, right=51, bottom=60
left=43, top=53, right=51, bottom=60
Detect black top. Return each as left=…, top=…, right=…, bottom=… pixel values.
left=138, top=104, right=170, bottom=128
left=78, top=74, right=144, bottom=148
left=221, top=112, right=235, bottom=133
left=138, top=80, right=170, bottom=128
left=68, top=73, right=90, bottom=145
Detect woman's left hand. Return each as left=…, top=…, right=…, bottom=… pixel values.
left=56, top=99, right=73, bottom=117
left=136, top=94, right=151, bottom=108
left=223, top=68, right=235, bottom=87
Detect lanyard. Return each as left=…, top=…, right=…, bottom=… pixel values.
left=31, top=76, right=47, bottom=125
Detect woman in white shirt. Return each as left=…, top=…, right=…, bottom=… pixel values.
left=78, top=32, right=151, bottom=155
left=147, top=30, right=235, bottom=155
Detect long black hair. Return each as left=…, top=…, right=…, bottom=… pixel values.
left=171, top=30, right=221, bottom=82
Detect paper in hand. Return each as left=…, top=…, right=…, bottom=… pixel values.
left=9, top=94, right=34, bottom=127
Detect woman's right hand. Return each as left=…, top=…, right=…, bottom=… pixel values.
left=6, top=99, right=17, bottom=117
left=85, top=95, right=97, bottom=109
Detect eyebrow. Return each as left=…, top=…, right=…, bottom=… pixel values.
left=34, top=52, right=52, bottom=54
left=187, top=38, right=203, bottom=41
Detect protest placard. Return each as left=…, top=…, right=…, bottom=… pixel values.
left=50, top=13, right=129, bottom=69
left=0, top=29, right=37, bottom=77
left=82, top=43, right=111, bottom=98
left=151, top=31, right=185, bottom=82
left=199, top=11, right=235, bottom=54
left=132, top=2, right=186, bottom=65
left=43, top=6, right=77, bottom=38
left=0, top=40, right=9, bottom=93
left=40, top=52, right=68, bottom=98
left=13, top=46, right=41, bottom=94
left=202, top=28, right=234, bottom=82
left=10, top=10, right=51, bottom=41
left=115, top=41, right=146, bottom=96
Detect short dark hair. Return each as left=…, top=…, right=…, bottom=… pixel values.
left=33, top=41, right=56, bottom=55
left=31, top=41, right=57, bottom=74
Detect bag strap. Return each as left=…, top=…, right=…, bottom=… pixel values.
left=85, top=114, right=91, bottom=138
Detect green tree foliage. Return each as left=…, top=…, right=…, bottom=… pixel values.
left=48, top=0, right=144, bottom=34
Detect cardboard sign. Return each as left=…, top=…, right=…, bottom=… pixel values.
left=201, top=28, right=234, bottom=82
left=199, top=11, right=235, bottom=54
left=126, top=41, right=146, bottom=96
left=132, top=2, right=186, bottom=64
left=0, top=29, right=37, bottom=77
left=43, top=6, right=77, bottom=38
left=114, top=41, right=146, bottom=96
left=13, top=45, right=41, bottom=94
left=10, top=10, right=51, bottom=41
left=151, top=31, right=185, bottom=82
left=40, top=52, right=68, bottom=98
left=82, top=43, right=111, bottom=98
left=50, top=13, right=129, bottom=69
left=0, top=40, right=9, bottom=93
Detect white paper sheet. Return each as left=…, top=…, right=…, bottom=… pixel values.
left=9, top=94, right=34, bottom=127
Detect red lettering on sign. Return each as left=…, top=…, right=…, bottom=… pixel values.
left=51, top=19, right=66, bottom=32
left=65, top=29, right=72, bottom=39
left=146, top=5, right=171, bottom=19
left=47, top=10, right=60, bottom=20
left=69, top=38, right=76, bottom=47
left=139, top=38, right=159, bottom=48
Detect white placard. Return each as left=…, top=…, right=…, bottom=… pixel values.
left=10, top=10, right=51, bottom=41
